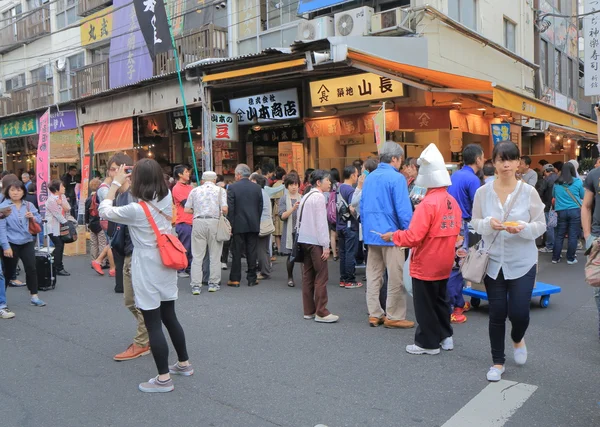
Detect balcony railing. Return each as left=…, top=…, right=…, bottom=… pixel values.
left=154, top=25, right=228, bottom=76
left=10, top=82, right=54, bottom=113
left=72, top=60, right=109, bottom=99
left=0, top=24, right=17, bottom=54
left=78, top=0, right=113, bottom=17
left=0, top=97, right=12, bottom=117
left=16, top=5, right=50, bottom=44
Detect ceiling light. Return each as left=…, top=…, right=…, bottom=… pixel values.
left=556, top=135, right=561, bottom=141
left=252, top=125, right=262, bottom=131
left=451, top=99, right=462, bottom=105
left=195, top=131, right=202, bottom=136
left=477, top=107, right=486, bottom=111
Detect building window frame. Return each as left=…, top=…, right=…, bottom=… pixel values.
left=541, top=39, right=549, bottom=87
left=503, top=17, right=516, bottom=53
left=448, top=0, right=478, bottom=31
left=555, top=49, right=562, bottom=94
left=56, top=0, right=79, bottom=30
left=5, top=73, right=26, bottom=92
left=567, top=57, right=574, bottom=98
left=58, top=52, right=85, bottom=102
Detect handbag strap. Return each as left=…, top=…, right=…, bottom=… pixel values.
left=139, top=201, right=161, bottom=242
left=564, top=186, right=582, bottom=208
left=485, top=181, right=524, bottom=250
left=147, top=200, right=172, bottom=222
left=297, top=190, right=318, bottom=229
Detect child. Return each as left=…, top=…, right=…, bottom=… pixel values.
left=382, top=144, right=461, bottom=355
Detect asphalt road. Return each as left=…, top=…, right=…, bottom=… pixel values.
left=1, top=251, right=599, bottom=427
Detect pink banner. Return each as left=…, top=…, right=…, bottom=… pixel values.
left=36, top=110, right=50, bottom=217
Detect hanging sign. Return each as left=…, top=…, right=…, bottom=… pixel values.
left=210, top=112, right=238, bottom=141
left=584, top=0, right=600, bottom=96
left=80, top=7, right=113, bottom=46
left=170, top=108, right=201, bottom=131
left=373, top=105, right=386, bottom=152
left=133, top=0, right=171, bottom=59
left=230, top=89, right=300, bottom=124
left=36, top=110, right=50, bottom=217
left=1, top=116, right=38, bottom=138
left=399, top=107, right=451, bottom=130
left=50, top=110, right=77, bottom=132
left=309, top=73, right=404, bottom=107
left=491, top=123, right=511, bottom=145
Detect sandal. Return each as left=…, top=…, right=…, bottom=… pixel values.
left=287, top=280, right=295, bottom=287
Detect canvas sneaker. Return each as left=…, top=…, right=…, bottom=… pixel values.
left=0, top=307, right=15, bottom=319
left=138, top=376, right=174, bottom=393
left=169, top=362, right=194, bottom=376
left=30, top=296, right=46, bottom=307
left=315, top=314, right=339, bottom=323
left=486, top=366, right=505, bottom=382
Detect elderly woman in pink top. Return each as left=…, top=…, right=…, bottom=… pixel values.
left=296, top=169, right=338, bottom=323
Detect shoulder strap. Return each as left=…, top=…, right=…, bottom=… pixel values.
left=485, top=182, right=525, bottom=250
left=564, top=186, right=582, bottom=207
left=298, top=191, right=318, bottom=226
left=139, top=201, right=161, bottom=241
left=147, top=200, right=172, bottom=221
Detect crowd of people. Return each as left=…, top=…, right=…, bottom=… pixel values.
left=2, top=126, right=600, bottom=392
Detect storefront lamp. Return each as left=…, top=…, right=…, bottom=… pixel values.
left=555, top=135, right=561, bottom=141
left=451, top=100, right=462, bottom=105
left=252, top=125, right=262, bottom=131
left=477, top=107, right=486, bottom=111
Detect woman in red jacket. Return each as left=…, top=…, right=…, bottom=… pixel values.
left=382, top=144, right=461, bottom=355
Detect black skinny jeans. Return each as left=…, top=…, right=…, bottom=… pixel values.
left=140, top=300, right=189, bottom=375
left=4, top=241, right=38, bottom=295
left=484, top=265, right=536, bottom=365
left=49, top=234, right=65, bottom=271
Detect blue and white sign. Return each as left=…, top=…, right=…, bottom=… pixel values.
left=491, top=123, right=510, bottom=145
left=297, top=0, right=353, bottom=15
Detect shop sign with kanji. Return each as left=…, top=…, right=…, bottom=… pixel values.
left=170, top=108, right=201, bottom=132
left=309, top=73, right=405, bottom=107
left=80, top=6, right=113, bottom=47
left=491, top=123, right=511, bottom=145
left=211, top=112, right=238, bottom=141
left=584, top=0, right=600, bottom=96
left=229, top=89, right=300, bottom=124
left=0, top=116, right=38, bottom=138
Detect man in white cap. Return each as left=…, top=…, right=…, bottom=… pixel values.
left=382, top=144, right=462, bottom=355
left=184, top=171, right=228, bottom=294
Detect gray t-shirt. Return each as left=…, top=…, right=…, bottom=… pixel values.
left=522, top=169, right=538, bottom=187
left=584, top=168, right=600, bottom=236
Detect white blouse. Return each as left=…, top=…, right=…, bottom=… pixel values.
left=471, top=181, right=546, bottom=280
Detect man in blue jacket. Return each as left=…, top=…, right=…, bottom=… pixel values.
left=361, top=141, right=414, bottom=329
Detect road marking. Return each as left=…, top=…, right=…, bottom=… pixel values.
left=441, top=380, right=538, bottom=427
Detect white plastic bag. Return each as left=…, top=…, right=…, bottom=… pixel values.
left=403, top=249, right=413, bottom=297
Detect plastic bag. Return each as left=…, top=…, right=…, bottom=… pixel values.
left=403, top=249, right=413, bottom=297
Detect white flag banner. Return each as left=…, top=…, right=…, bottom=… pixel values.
left=584, top=0, right=600, bottom=96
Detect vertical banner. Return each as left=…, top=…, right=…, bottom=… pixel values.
left=584, top=0, right=600, bottom=96
left=36, top=110, right=51, bottom=217
left=80, top=155, right=91, bottom=210
left=133, top=0, right=171, bottom=59
left=373, top=102, right=386, bottom=153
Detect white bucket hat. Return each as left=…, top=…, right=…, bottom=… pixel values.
left=414, top=143, right=452, bottom=189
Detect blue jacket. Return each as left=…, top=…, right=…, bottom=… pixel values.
left=0, top=200, right=42, bottom=250
left=448, top=165, right=481, bottom=221
left=553, top=178, right=584, bottom=211
left=360, top=163, right=413, bottom=246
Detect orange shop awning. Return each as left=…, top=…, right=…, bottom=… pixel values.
left=82, top=118, right=133, bottom=154
left=346, top=50, right=495, bottom=94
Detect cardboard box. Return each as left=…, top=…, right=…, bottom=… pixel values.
left=64, top=225, right=87, bottom=256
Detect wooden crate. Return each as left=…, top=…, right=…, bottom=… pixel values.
left=64, top=225, right=88, bottom=256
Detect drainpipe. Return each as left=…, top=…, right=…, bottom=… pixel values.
left=533, top=0, right=542, bottom=99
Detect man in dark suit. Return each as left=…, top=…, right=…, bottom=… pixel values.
left=227, top=163, right=263, bottom=287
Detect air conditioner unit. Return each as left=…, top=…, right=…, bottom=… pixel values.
left=334, top=6, right=374, bottom=37
left=297, top=16, right=334, bottom=41
left=371, top=7, right=415, bottom=36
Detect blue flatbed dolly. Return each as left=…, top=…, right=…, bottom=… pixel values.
left=462, top=282, right=561, bottom=309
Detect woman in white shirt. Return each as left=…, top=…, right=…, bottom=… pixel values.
left=471, top=142, right=546, bottom=382
left=99, top=159, right=192, bottom=393
left=297, top=170, right=338, bottom=323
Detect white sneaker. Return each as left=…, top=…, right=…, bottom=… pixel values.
left=191, top=286, right=201, bottom=295
left=486, top=365, right=505, bottom=382
left=567, top=259, right=578, bottom=265
left=314, top=314, right=339, bottom=323
left=514, top=343, right=528, bottom=365
left=178, top=271, right=190, bottom=278
left=221, top=263, right=228, bottom=270
left=0, top=307, right=15, bottom=319
left=441, top=337, right=454, bottom=351
left=406, top=344, right=440, bottom=355
left=303, top=314, right=315, bottom=320
left=208, top=284, right=220, bottom=292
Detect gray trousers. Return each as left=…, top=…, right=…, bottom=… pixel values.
left=258, top=235, right=273, bottom=277
left=191, top=218, right=223, bottom=287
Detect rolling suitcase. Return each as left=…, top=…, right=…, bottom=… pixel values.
left=36, top=220, right=56, bottom=292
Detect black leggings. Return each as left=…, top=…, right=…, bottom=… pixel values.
left=140, top=300, right=189, bottom=375
left=5, top=241, right=38, bottom=295
left=286, top=255, right=295, bottom=280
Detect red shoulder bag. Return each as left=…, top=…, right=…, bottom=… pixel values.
left=139, top=201, right=188, bottom=270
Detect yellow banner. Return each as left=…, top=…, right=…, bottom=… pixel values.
left=373, top=105, right=386, bottom=152
left=80, top=7, right=113, bottom=47
left=310, top=73, right=404, bottom=107
left=493, top=87, right=597, bottom=135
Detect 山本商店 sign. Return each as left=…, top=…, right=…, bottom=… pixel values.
left=0, top=115, right=38, bottom=138
left=309, top=73, right=404, bottom=107
left=211, top=112, right=238, bottom=141
left=229, top=89, right=300, bottom=124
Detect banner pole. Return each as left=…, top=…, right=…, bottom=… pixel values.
left=164, top=2, right=200, bottom=183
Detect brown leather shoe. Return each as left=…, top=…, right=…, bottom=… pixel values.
left=369, top=316, right=386, bottom=327
left=227, top=281, right=240, bottom=287
left=114, top=343, right=151, bottom=361
left=384, top=319, right=415, bottom=329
